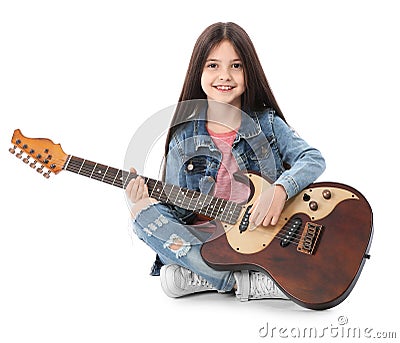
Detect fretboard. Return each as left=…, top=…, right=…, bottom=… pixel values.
left=64, top=155, right=241, bottom=225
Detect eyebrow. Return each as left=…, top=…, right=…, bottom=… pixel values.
left=206, top=58, right=242, bottom=62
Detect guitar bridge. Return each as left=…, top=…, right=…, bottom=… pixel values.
left=297, top=222, right=323, bottom=255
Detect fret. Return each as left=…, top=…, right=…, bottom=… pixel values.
left=64, top=155, right=73, bottom=171
left=64, top=155, right=241, bottom=225
left=179, top=188, right=190, bottom=207
left=81, top=160, right=96, bottom=178
left=65, top=156, right=83, bottom=173
left=159, top=182, right=168, bottom=202
left=78, top=159, right=88, bottom=175
left=101, top=166, right=110, bottom=182
left=205, top=196, right=218, bottom=217
left=150, top=180, right=164, bottom=201
left=172, top=187, right=183, bottom=206
left=127, top=173, right=136, bottom=188
left=121, top=170, right=132, bottom=189
left=112, top=170, right=122, bottom=188
left=214, top=198, right=224, bottom=215
left=103, top=167, right=119, bottom=185
left=156, top=180, right=165, bottom=200
left=89, top=162, right=97, bottom=178
left=110, top=168, right=120, bottom=186
left=232, top=203, right=242, bottom=223
left=229, top=202, right=238, bottom=222
left=199, top=193, right=211, bottom=211
left=76, top=158, right=85, bottom=174
left=197, top=193, right=206, bottom=210
left=91, top=163, right=109, bottom=181
left=192, top=191, right=202, bottom=211
left=214, top=198, right=226, bottom=219
left=207, top=198, right=218, bottom=218
left=165, top=184, right=175, bottom=203
left=178, top=188, right=188, bottom=210
left=184, top=189, right=197, bottom=211
left=148, top=179, right=160, bottom=199
left=222, top=200, right=234, bottom=223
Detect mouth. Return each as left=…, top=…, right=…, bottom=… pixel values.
left=213, top=85, right=235, bottom=92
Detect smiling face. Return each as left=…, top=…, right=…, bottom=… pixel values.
left=200, top=40, right=246, bottom=109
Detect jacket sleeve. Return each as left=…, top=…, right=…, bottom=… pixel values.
left=272, top=116, right=326, bottom=199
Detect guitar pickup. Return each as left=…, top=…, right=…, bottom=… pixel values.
left=297, top=222, right=323, bottom=255
left=239, top=204, right=253, bottom=233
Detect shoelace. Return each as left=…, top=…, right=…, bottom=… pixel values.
left=184, top=269, right=213, bottom=288
left=249, top=272, right=279, bottom=297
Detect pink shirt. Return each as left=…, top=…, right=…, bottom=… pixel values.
left=192, top=126, right=250, bottom=227
left=207, top=126, right=250, bottom=204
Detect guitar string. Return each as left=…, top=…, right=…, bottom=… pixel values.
left=269, top=221, right=304, bottom=245
left=274, top=230, right=303, bottom=245
left=164, top=184, right=241, bottom=224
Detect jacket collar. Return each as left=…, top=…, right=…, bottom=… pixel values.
left=192, top=105, right=262, bottom=150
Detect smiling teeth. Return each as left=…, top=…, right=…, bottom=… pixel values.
left=216, top=86, right=233, bottom=90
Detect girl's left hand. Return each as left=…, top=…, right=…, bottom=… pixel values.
left=249, top=184, right=287, bottom=227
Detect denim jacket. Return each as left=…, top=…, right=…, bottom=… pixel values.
left=164, top=107, right=326, bottom=223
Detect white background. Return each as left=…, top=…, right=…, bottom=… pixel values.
left=1, top=1, right=399, bottom=342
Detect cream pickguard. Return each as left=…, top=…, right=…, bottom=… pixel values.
left=223, top=173, right=359, bottom=254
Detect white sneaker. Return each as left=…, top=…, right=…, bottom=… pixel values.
left=160, top=264, right=216, bottom=298
left=234, top=270, right=289, bottom=301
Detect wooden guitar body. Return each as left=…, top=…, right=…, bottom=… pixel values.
left=201, top=174, right=373, bottom=310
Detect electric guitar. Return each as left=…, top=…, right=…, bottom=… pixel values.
left=9, top=129, right=373, bottom=310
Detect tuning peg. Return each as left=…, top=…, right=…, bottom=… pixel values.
left=30, top=160, right=38, bottom=169
left=9, top=145, right=17, bottom=154
left=16, top=150, right=23, bottom=159
left=43, top=171, right=52, bottom=179
left=36, top=165, right=44, bottom=174
left=23, top=156, right=30, bottom=164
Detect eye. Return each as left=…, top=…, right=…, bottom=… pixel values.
left=207, top=63, right=218, bottom=69
left=232, top=63, right=243, bottom=69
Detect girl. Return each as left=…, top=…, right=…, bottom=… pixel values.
left=126, top=22, right=325, bottom=301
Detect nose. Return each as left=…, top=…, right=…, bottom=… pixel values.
left=219, top=67, right=232, bottom=81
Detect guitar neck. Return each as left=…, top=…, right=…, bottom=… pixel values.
left=64, top=155, right=241, bottom=224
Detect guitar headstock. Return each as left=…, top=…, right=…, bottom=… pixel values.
left=9, top=129, right=68, bottom=178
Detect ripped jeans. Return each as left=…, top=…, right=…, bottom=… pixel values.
left=131, top=202, right=236, bottom=292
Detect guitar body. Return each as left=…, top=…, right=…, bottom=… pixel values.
left=201, top=174, right=373, bottom=310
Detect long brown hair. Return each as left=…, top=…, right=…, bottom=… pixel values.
left=163, top=22, right=286, bottom=177
left=179, top=22, right=284, bottom=114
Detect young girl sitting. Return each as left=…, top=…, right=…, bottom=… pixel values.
left=126, top=22, right=325, bottom=302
